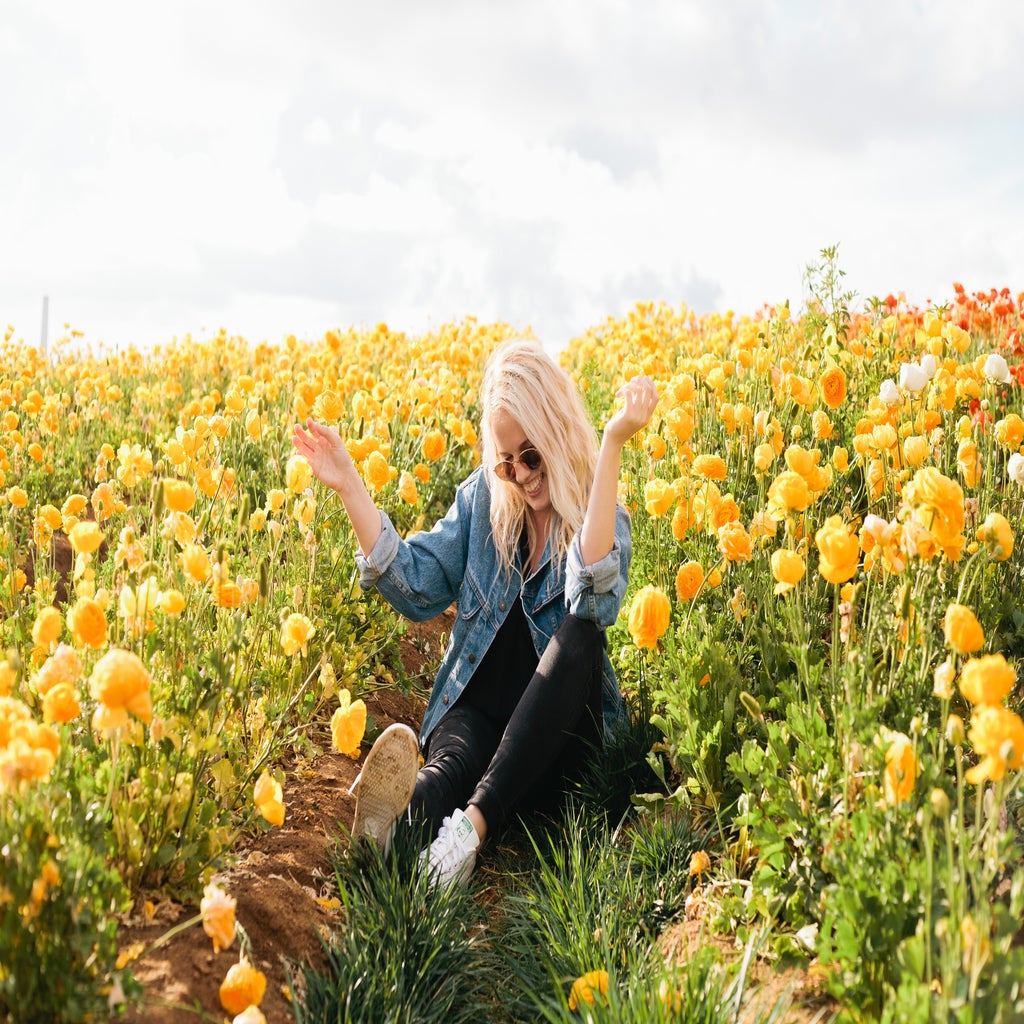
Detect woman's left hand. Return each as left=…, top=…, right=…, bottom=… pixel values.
left=603, top=375, right=659, bottom=448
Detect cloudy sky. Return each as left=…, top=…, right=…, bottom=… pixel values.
left=3, top=0, right=1023, bottom=352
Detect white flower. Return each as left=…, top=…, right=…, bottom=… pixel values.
left=879, top=378, right=901, bottom=404
left=899, top=361, right=928, bottom=393
left=1008, top=452, right=1024, bottom=486
left=983, top=353, right=1011, bottom=383
left=919, top=353, right=937, bottom=380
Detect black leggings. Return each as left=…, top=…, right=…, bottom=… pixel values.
left=408, top=613, right=604, bottom=840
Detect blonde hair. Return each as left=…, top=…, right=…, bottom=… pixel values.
left=480, top=339, right=599, bottom=575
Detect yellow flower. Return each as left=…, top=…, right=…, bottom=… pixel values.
left=422, top=429, right=447, bottom=462
left=943, top=603, right=985, bottom=655
left=882, top=730, right=918, bottom=805
left=568, top=970, right=609, bottom=1011
left=902, top=467, right=965, bottom=560
left=32, top=607, right=62, bottom=650
left=692, top=454, right=727, bottom=480
left=770, top=548, right=805, bottom=595
left=815, top=516, right=859, bottom=584
left=628, top=586, right=671, bottom=650
left=956, top=439, right=980, bottom=488
left=902, top=435, right=931, bottom=467
left=818, top=366, right=847, bottom=409
left=68, top=521, right=104, bottom=555
left=330, top=689, right=367, bottom=759
left=280, top=613, right=315, bottom=657
left=965, top=705, right=1024, bottom=784
left=674, top=561, right=704, bottom=602
left=285, top=453, right=312, bottom=494
left=644, top=478, right=675, bottom=517
left=42, top=682, right=80, bottom=724
left=767, top=471, right=811, bottom=514
left=88, top=649, right=153, bottom=734
left=995, top=413, right=1024, bottom=451
left=232, top=1008, right=268, bottom=1024
left=6, top=487, right=28, bottom=509
left=398, top=471, right=419, bottom=505
left=158, top=589, right=186, bottom=617
left=977, top=512, right=1013, bottom=561
left=365, top=451, right=391, bottom=490
left=254, top=770, right=285, bottom=827
left=68, top=596, right=108, bottom=650
left=180, top=543, right=212, bottom=584
left=219, top=958, right=267, bottom=1015
left=933, top=658, right=956, bottom=700
left=959, top=653, right=1016, bottom=706
left=215, top=579, right=243, bottom=609
left=689, top=850, right=711, bottom=876
left=717, top=520, right=752, bottom=563
left=832, top=446, right=849, bottom=473
left=161, top=478, right=196, bottom=513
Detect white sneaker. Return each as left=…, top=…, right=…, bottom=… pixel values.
left=419, top=808, right=480, bottom=889
left=349, top=723, right=419, bottom=856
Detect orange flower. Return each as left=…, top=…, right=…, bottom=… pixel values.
left=88, top=649, right=153, bottom=735
left=818, top=366, right=847, bottom=409
left=219, top=958, right=267, bottom=1015
left=815, top=516, right=859, bottom=584
left=674, top=561, right=704, bottom=602
left=330, top=689, right=367, bottom=759
left=215, top=580, right=244, bottom=609
left=628, top=586, right=671, bottom=650
left=32, top=607, right=62, bottom=650
left=365, top=451, right=391, bottom=490
left=965, top=705, right=1024, bottom=784
left=42, top=682, right=81, bottom=724
left=689, top=850, right=711, bottom=876
left=943, top=603, right=985, bottom=655
left=959, top=654, right=1016, bottom=706
left=180, top=543, right=212, bottom=584
left=254, top=770, right=285, bottom=827
left=422, top=429, right=447, bottom=462
left=832, top=447, right=849, bottom=473
left=68, top=596, right=108, bottom=650
left=717, top=520, right=752, bottom=563
left=398, top=471, right=419, bottom=505
left=568, top=970, right=609, bottom=1011
left=692, top=454, right=727, bottom=480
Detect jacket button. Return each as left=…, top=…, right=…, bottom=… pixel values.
left=468, top=654, right=476, bottom=664
left=499, top=601, right=506, bottom=611
left=443, top=695, right=449, bottom=705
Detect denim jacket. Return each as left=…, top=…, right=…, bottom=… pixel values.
left=355, top=466, right=631, bottom=747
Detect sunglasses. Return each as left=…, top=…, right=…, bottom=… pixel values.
left=492, top=447, right=543, bottom=482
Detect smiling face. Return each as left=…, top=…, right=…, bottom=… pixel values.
left=490, top=407, right=550, bottom=516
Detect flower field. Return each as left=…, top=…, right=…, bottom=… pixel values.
left=2, top=249, right=1024, bottom=1022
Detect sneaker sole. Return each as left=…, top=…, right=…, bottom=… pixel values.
left=351, top=722, right=419, bottom=851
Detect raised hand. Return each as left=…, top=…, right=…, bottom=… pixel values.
left=603, top=375, right=659, bottom=449
left=291, top=418, right=359, bottom=495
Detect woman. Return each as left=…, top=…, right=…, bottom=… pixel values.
left=292, top=339, right=658, bottom=888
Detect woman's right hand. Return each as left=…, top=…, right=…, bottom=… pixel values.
left=291, top=418, right=358, bottom=495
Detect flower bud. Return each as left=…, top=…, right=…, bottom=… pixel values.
left=946, top=713, right=965, bottom=747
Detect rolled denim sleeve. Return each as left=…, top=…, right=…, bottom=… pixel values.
left=355, top=511, right=401, bottom=588
left=564, top=504, right=632, bottom=627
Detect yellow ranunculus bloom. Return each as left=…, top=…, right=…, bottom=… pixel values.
left=180, top=543, right=212, bottom=584
left=201, top=882, right=237, bottom=953
left=902, top=435, right=931, bottom=467
left=717, top=521, right=752, bottom=563
left=88, top=649, right=153, bottom=733
left=815, top=516, right=859, bottom=584
left=959, top=653, right=1016, bottom=706
left=770, top=548, right=805, bottom=595
left=161, top=478, right=196, bottom=513
left=398, top=471, right=419, bottom=505
left=692, top=454, right=727, bottom=480
left=331, top=689, right=367, bottom=759
left=977, top=512, right=1013, bottom=561
left=32, top=607, right=62, bottom=649
left=422, top=429, right=447, bottom=462
left=628, top=586, right=671, bottom=650
left=42, top=682, right=80, bottom=724
left=674, top=561, right=704, bottom=602
left=818, top=366, right=847, bottom=409
left=644, top=478, right=675, bottom=517
left=68, top=596, right=108, bottom=650
left=365, top=451, right=391, bottom=491
left=883, top=730, right=918, bottom=805
left=768, top=471, right=811, bottom=514
left=285, top=453, right=313, bottom=494
left=6, top=487, right=28, bottom=509
left=68, top=520, right=105, bottom=555
left=943, top=603, right=985, bottom=655
left=158, top=589, right=186, bottom=617
left=568, top=970, right=609, bottom=1011
left=280, top=613, right=315, bottom=657
left=219, top=958, right=267, bottom=1015
left=254, top=770, right=285, bottom=827
left=965, top=705, right=1024, bottom=784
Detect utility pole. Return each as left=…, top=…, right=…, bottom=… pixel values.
left=40, top=295, right=49, bottom=354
